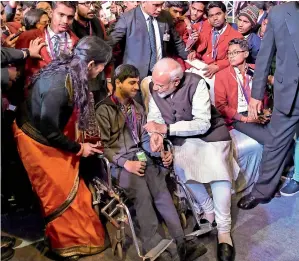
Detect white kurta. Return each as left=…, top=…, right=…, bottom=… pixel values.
left=147, top=75, right=240, bottom=183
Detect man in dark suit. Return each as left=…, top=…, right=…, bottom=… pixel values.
left=106, top=1, right=188, bottom=104
left=237, top=2, right=299, bottom=209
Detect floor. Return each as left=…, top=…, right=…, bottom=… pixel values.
left=2, top=189, right=299, bottom=261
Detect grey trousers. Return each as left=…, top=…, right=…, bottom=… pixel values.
left=111, top=155, right=184, bottom=252
left=234, top=94, right=299, bottom=199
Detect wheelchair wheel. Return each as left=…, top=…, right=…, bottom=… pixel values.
left=180, top=212, right=187, bottom=229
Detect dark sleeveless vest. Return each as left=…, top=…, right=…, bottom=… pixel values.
left=149, top=73, right=231, bottom=146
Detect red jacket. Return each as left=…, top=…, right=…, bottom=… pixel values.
left=6, top=22, right=22, bottom=34
left=196, top=23, right=243, bottom=71
left=15, top=28, right=79, bottom=85
left=182, top=19, right=211, bottom=43
left=215, top=65, right=266, bottom=126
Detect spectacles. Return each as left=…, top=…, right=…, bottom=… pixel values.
left=227, top=50, right=246, bottom=57
left=78, top=2, right=96, bottom=8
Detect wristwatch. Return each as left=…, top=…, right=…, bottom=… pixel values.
left=21, top=48, right=30, bottom=59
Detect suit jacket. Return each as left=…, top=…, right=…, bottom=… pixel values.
left=15, top=28, right=79, bottom=85
left=107, top=6, right=188, bottom=79
left=252, top=2, right=299, bottom=115
left=196, top=23, right=243, bottom=71
left=1, top=47, right=26, bottom=91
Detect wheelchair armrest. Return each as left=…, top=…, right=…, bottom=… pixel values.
left=101, top=157, right=113, bottom=191
left=163, top=139, right=174, bottom=153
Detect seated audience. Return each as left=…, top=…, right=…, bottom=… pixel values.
left=23, top=9, right=49, bottom=30
left=188, top=1, right=243, bottom=79
left=96, top=64, right=207, bottom=261
left=232, top=5, right=261, bottom=64
left=13, top=36, right=112, bottom=261
left=144, top=58, right=239, bottom=261
left=215, top=38, right=264, bottom=192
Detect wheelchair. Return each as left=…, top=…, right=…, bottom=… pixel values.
left=90, top=140, right=214, bottom=261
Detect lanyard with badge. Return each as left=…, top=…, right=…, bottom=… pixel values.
left=111, top=95, right=140, bottom=145
left=163, top=29, right=170, bottom=42
left=212, top=29, right=220, bottom=60
left=45, top=29, right=68, bottom=59
left=231, top=68, right=251, bottom=104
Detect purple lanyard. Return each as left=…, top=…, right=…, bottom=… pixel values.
left=89, top=21, right=93, bottom=36
left=236, top=73, right=251, bottom=104
left=197, top=20, right=203, bottom=33
left=212, top=30, right=220, bottom=60
left=45, top=29, right=68, bottom=59
left=112, top=96, right=140, bottom=145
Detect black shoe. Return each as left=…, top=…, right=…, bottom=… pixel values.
left=237, top=193, right=271, bottom=210
left=1, top=236, right=16, bottom=249
left=217, top=243, right=234, bottom=261
left=280, top=179, right=299, bottom=196
left=63, top=255, right=80, bottom=261
left=1, top=247, right=15, bottom=261
left=178, top=238, right=207, bottom=261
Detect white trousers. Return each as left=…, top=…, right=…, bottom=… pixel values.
left=175, top=165, right=232, bottom=234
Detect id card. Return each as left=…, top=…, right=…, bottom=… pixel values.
left=163, top=32, right=170, bottom=42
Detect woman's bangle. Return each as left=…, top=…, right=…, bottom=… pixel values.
left=76, top=143, right=84, bottom=157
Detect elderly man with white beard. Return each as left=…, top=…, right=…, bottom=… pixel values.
left=143, top=58, right=239, bottom=261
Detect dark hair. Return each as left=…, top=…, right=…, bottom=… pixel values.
left=165, top=1, right=189, bottom=14
left=112, top=64, right=140, bottom=93
left=51, top=1, right=77, bottom=11
left=250, top=1, right=265, bottom=10
left=206, top=1, right=226, bottom=15
left=264, top=1, right=276, bottom=11
left=228, top=38, right=249, bottom=51
left=191, top=1, right=208, bottom=6
left=24, top=9, right=47, bottom=30
left=31, top=36, right=112, bottom=129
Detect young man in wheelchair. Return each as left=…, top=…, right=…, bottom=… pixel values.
left=95, top=64, right=207, bottom=261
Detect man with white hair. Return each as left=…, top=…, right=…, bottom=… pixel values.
left=144, top=58, right=239, bottom=261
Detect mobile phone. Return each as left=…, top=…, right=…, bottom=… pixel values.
left=10, top=30, right=23, bottom=41
left=2, top=30, right=10, bottom=37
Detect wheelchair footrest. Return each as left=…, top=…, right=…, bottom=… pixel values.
left=143, top=239, right=173, bottom=261
left=185, top=223, right=214, bottom=237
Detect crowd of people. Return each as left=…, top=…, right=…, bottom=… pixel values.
left=1, top=1, right=299, bottom=261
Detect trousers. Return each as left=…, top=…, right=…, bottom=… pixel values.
left=111, top=155, right=184, bottom=252
left=175, top=165, right=232, bottom=234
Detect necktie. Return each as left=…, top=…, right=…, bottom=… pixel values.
left=212, top=30, right=220, bottom=60
left=148, top=16, right=157, bottom=71
left=52, top=34, right=61, bottom=58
